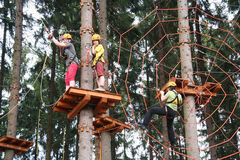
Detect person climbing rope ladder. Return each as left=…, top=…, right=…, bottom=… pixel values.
left=91, top=34, right=105, bottom=91
left=139, top=81, right=183, bottom=147
left=49, top=33, right=80, bottom=91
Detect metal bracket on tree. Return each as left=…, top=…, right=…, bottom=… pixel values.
left=80, top=25, right=94, bottom=35
left=80, top=0, right=94, bottom=9
left=78, top=122, right=93, bottom=133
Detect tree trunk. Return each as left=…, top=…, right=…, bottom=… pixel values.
left=205, top=106, right=217, bottom=159
left=146, top=58, right=154, bottom=160
left=0, top=0, right=9, bottom=112
left=79, top=0, right=93, bottom=159
left=98, top=0, right=112, bottom=159
left=177, top=0, right=200, bottom=159
left=64, top=119, right=71, bottom=160
left=75, top=116, right=79, bottom=160
left=4, top=0, right=23, bottom=159
left=155, top=4, right=169, bottom=158
left=46, top=35, right=57, bottom=160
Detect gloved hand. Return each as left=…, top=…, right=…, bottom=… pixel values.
left=48, top=34, right=53, bottom=39
left=160, top=91, right=164, bottom=96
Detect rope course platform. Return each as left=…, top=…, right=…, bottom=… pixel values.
left=93, top=116, right=131, bottom=137
left=53, top=87, right=122, bottom=119
left=156, top=78, right=221, bottom=104
left=0, top=136, right=33, bottom=155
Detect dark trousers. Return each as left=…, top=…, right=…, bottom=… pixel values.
left=142, top=106, right=176, bottom=145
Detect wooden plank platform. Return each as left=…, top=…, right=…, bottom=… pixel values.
left=53, top=87, right=122, bottom=119
left=0, top=136, right=33, bottom=155
left=156, top=78, right=221, bottom=104
left=93, top=116, right=131, bottom=137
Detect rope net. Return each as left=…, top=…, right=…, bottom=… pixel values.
left=109, top=6, right=240, bottom=160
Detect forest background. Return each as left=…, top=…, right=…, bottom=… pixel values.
left=0, top=0, right=239, bottom=159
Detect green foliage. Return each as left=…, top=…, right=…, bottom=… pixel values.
left=1, top=0, right=240, bottom=159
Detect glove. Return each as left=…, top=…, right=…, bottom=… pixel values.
left=48, top=34, right=53, bottom=39
left=160, top=91, right=164, bottom=95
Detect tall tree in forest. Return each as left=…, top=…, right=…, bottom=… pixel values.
left=79, top=0, right=93, bottom=159
left=178, top=0, right=200, bottom=159
left=98, top=0, right=112, bottom=159
left=46, top=32, right=57, bottom=160
left=0, top=0, right=9, bottom=112
left=0, top=0, right=14, bottom=113
left=4, top=0, right=23, bottom=159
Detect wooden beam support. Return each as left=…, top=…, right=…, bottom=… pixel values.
left=93, top=98, right=108, bottom=116
left=110, top=126, right=124, bottom=136
left=53, top=107, right=69, bottom=114
left=67, top=95, right=91, bottom=119
left=0, top=143, right=28, bottom=152
left=0, top=136, right=34, bottom=154
left=53, top=88, right=122, bottom=117
left=57, top=101, right=74, bottom=109
left=93, top=116, right=131, bottom=136
left=63, top=94, right=79, bottom=101
left=156, top=78, right=221, bottom=101
left=103, top=117, right=131, bottom=129
left=0, top=137, right=7, bottom=143
left=68, top=87, right=121, bottom=101
left=94, top=123, right=116, bottom=133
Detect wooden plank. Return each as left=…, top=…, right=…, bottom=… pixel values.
left=94, top=123, right=116, bottom=133
left=67, top=95, right=91, bottom=119
left=93, top=98, right=108, bottom=116
left=68, top=87, right=121, bottom=102
left=93, top=120, right=105, bottom=126
left=53, top=107, right=69, bottom=114
left=15, top=151, right=22, bottom=155
left=0, top=137, right=8, bottom=143
left=103, top=117, right=131, bottom=129
left=110, top=126, right=124, bottom=136
left=175, top=78, right=190, bottom=88
left=57, top=101, right=74, bottom=109
left=63, top=94, right=79, bottom=101
left=0, top=143, right=29, bottom=152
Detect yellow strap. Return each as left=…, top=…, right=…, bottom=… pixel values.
left=36, top=109, right=41, bottom=155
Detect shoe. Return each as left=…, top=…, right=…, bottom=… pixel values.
left=94, top=87, right=105, bottom=92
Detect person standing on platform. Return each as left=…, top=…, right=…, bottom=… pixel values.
left=91, top=33, right=105, bottom=91
left=49, top=33, right=80, bottom=91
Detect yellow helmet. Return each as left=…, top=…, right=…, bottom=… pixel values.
left=62, top=33, right=72, bottom=40
left=92, top=34, right=101, bottom=41
left=167, top=81, right=176, bottom=87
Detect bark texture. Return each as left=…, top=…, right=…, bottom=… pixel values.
left=178, top=0, right=200, bottom=159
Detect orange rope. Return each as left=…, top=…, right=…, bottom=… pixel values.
left=108, top=5, right=240, bottom=159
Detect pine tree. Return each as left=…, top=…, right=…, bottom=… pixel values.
left=4, top=0, right=23, bottom=159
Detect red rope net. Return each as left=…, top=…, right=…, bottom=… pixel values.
left=109, top=6, right=240, bottom=160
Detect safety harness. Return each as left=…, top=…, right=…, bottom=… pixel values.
left=165, top=90, right=180, bottom=116
left=166, top=90, right=180, bottom=106
left=60, top=46, right=80, bottom=68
